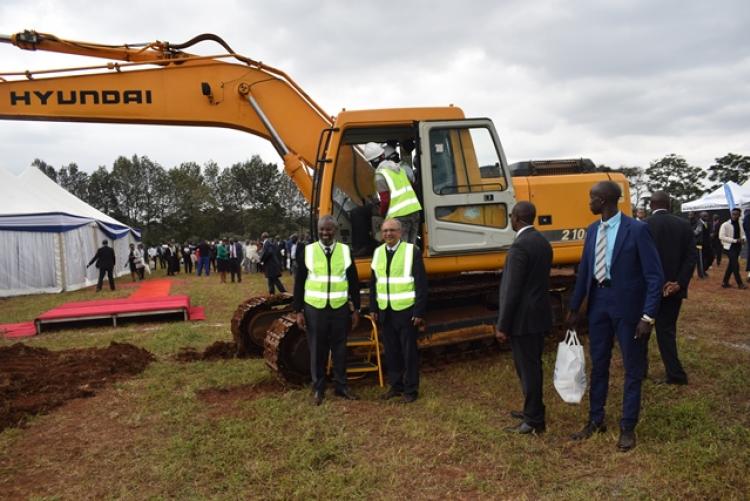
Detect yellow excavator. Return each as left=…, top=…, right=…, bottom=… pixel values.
left=0, top=31, right=630, bottom=383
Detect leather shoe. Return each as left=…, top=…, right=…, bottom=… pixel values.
left=571, top=421, right=607, bottom=441
left=380, top=388, right=403, bottom=400
left=510, top=410, right=524, bottom=420
left=654, top=377, right=688, bottom=385
left=312, top=391, right=324, bottom=406
left=402, top=393, right=418, bottom=403
left=505, top=422, right=545, bottom=434
left=739, top=284, right=748, bottom=290
left=334, top=389, right=359, bottom=401
left=617, top=429, right=636, bottom=451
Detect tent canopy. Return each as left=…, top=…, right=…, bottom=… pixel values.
left=0, top=167, right=139, bottom=297
left=0, top=167, right=139, bottom=239
left=682, top=181, right=750, bottom=212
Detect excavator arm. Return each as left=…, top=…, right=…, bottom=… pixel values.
left=0, top=30, right=334, bottom=201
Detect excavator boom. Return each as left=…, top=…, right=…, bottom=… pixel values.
left=0, top=31, right=335, bottom=202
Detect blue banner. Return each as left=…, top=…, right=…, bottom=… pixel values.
left=723, top=183, right=736, bottom=210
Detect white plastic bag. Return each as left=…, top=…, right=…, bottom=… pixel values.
left=553, top=329, right=587, bottom=404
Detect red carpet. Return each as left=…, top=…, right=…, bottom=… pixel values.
left=0, top=322, right=37, bottom=339
left=3, top=279, right=204, bottom=339
left=129, top=279, right=173, bottom=299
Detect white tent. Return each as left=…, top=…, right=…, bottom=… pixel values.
left=681, top=181, right=750, bottom=212
left=0, top=167, right=140, bottom=297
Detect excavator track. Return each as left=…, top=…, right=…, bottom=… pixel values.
left=260, top=271, right=577, bottom=386
left=230, top=294, right=294, bottom=357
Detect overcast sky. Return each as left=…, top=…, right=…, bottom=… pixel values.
left=1, top=0, right=749, bottom=177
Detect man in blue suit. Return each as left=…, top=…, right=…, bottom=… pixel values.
left=567, top=181, right=664, bottom=451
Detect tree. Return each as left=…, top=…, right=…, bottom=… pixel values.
left=32, top=158, right=57, bottom=182
left=57, top=162, right=90, bottom=200
left=617, top=166, right=647, bottom=207
left=86, top=166, right=117, bottom=214
left=646, top=154, right=705, bottom=212
left=706, top=153, right=750, bottom=190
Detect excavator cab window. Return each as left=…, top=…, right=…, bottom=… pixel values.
left=419, top=119, right=517, bottom=255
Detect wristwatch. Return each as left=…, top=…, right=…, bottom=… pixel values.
left=641, top=314, right=655, bottom=325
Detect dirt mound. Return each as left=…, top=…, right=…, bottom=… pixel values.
left=0, top=342, right=155, bottom=432
left=175, top=341, right=238, bottom=361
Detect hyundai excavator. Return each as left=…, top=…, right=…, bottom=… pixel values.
left=0, top=31, right=630, bottom=384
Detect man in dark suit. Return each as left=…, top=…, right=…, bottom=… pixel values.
left=87, top=239, right=117, bottom=291
left=495, top=202, right=552, bottom=434
left=229, top=238, right=244, bottom=283
left=646, top=191, right=696, bottom=385
left=567, top=181, right=664, bottom=451
left=698, top=211, right=714, bottom=273
left=260, top=232, right=287, bottom=294
left=369, top=218, right=428, bottom=403
left=294, top=215, right=361, bottom=405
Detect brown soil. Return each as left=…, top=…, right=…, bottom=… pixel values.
left=175, top=340, right=239, bottom=361
left=0, top=342, right=154, bottom=432
left=196, top=380, right=285, bottom=418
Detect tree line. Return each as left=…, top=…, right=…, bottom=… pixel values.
left=33, top=155, right=309, bottom=245
left=600, top=153, right=750, bottom=212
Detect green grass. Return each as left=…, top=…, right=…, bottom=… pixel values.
left=1, top=267, right=749, bottom=499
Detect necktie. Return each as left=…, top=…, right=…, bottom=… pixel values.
left=325, top=247, right=332, bottom=257
left=594, top=221, right=608, bottom=283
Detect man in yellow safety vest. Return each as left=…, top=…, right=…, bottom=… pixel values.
left=369, top=218, right=428, bottom=403
left=294, top=215, right=361, bottom=405
left=364, top=142, right=422, bottom=244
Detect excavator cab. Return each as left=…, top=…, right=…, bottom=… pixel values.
left=321, top=114, right=516, bottom=259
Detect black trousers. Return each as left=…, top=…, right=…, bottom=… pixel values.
left=380, top=308, right=420, bottom=396
left=702, top=246, right=714, bottom=271
left=266, top=276, right=286, bottom=294
left=304, top=305, right=350, bottom=393
left=712, top=239, right=723, bottom=265
left=97, top=267, right=115, bottom=290
left=650, top=297, right=688, bottom=383
left=723, top=246, right=743, bottom=286
left=510, top=331, right=546, bottom=427
left=229, top=258, right=242, bottom=282
left=184, top=256, right=193, bottom=274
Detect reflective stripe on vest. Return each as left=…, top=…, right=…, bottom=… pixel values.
left=371, top=242, right=416, bottom=311
left=376, top=165, right=422, bottom=218
left=304, top=242, right=351, bottom=309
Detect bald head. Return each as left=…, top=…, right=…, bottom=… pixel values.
left=650, top=190, right=670, bottom=210
left=512, top=201, right=536, bottom=226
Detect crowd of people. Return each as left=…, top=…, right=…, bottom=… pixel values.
left=122, top=235, right=309, bottom=284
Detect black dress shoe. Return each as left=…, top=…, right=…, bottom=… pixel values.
left=739, top=284, right=748, bottom=290
left=505, top=422, right=545, bottom=434
left=654, top=377, right=688, bottom=385
left=617, top=429, right=636, bottom=451
left=313, top=391, right=324, bottom=406
left=380, top=388, right=403, bottom=400
left=402, top=393, right=418, bottom=403
left=571, top=421, right=607, bottom=441
left=510, top=410, right=524, bottom=420
left=721, top=283, right=731, bottom=288
left=334, top=389, right=359, bottom=400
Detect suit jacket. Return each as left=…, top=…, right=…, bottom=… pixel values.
left=496, top=227, right=553, bottom=336
left=88, top=246, right=116, bottom=270
left=719, top=219, right=746, bottom=250
left=645, top=211, right=696, bottom=299
left=260, top=239, right=282, bottom=278
left=570, top=214, right=664, bottom=322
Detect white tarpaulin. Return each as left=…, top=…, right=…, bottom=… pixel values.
left=682, top=181, right=750, bottom=212
left=0, top=167, right=140, bottom=297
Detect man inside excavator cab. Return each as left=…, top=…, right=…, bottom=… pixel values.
left=365, top=140, right=422, bottom=245
left=330, top=130, right=423, bottom=258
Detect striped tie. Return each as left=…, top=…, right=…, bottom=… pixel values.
left=594, top=221, right=608, bottom=283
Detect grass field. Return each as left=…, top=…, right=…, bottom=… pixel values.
left=1, top=263, right=749, bottom=500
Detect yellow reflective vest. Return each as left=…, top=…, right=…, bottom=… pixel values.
left=376, top=164, right=422, bottom=218
left=304, top=242, right=351, bottom=309
left=371, top=242, right=416, bottom=311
